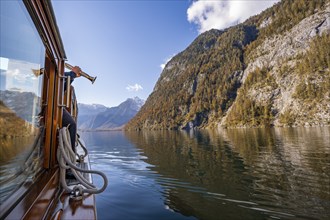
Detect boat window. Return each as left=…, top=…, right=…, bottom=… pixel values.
left=0, top=1, right=45, bottom=204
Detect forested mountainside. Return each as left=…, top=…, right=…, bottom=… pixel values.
left=0, top=101, right=37, bottom=137
left=126, top=0, right=330, bottom=130
left=0, top=90, right=41, bottom=137
left=0, top=90, right=41, bottom=123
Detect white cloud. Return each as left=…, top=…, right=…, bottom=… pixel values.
left=126, top=83, right=143, bottom=92
left=187, top=0, right=280, bottom=33
left=160, top=62, right=167, bottom=70
left=0, top=57, right=9, bottom=70
left=160, top=55, right=174, bottom=70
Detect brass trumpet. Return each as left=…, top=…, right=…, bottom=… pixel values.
left=65, top=63, right=97, bottom=84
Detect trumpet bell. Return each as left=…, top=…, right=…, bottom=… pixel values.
left=65, top=63, right=97, bottom=84
left=89, top=76, right=97, bottom=84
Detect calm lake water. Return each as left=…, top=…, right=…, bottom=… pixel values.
left=80, top=127, right=330, bottom=220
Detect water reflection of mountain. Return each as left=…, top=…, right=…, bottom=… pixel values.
left=0, top=93, right=43, bottom=203
left=0, top=99, right=41, bottom=163
left=125, top=130, right=264, bottom=220
left=0, top=90, right=41, bottom=124
left=223, top=128, right=330, bottom=218
left=222, top=128, right=330, bottom=196
left=125, top=128, right=330, bottom=219
left=0, top=91, right=41, bottom=163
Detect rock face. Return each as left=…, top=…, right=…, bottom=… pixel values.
left=223, top=2, right=330, bottom=128
left=126, top=0, right=330, bottom=130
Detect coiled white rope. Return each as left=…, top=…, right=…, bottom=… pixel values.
left=57, top=127, right=108, bottom=196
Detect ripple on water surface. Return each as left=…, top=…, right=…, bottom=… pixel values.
left=82, top=127, right=330, bottom=220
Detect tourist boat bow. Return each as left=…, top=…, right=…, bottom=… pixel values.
left=0, top=0, right=107, bottom=219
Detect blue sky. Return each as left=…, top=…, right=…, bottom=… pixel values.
left=52, top=0, right=279, bottom=107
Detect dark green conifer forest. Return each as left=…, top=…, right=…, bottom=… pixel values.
left=126, top=0, right=330, bottom=130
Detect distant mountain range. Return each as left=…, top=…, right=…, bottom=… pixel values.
left=78, top=97, right=144, bottom=130
left=0, top=90, right=143, bottom=131
left=0, top=90, right=41, bottom=124
left=126, top=0, right=330, bottom=130
left=0, top=90, right=42, bottom=138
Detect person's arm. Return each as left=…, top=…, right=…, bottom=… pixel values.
left=64, top=71, right=77, bottom=78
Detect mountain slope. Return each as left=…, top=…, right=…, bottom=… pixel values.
left=78, top=97, right=144, bottom=130
left=78, top=103, right=107, bottom=128
left=126, top=0, right=330, bottom=130
left=0, top=90, right=41, bottom=123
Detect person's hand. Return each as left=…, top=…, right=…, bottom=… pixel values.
left=72, top=66, right=81, bottom=77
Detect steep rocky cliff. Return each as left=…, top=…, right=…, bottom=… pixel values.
left=126, top=0, right=330, bottom=130
left=223, top=1, right=330, bottom=128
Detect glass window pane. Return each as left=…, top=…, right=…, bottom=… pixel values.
left=0, top=1, right=45, bottom=204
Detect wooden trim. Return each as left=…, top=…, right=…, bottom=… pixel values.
left=50, top=59, right=65, bottom=168
left=42, top=0, right=66, bottom=59
left=3, top=169, right=58, bottom=219
left=2, top=170, right=97, bottom=220
left=21, top=170, right=60, bottom=219
left=43, top=53, right=56, bottom=168
left=23, top=0, right=67, bottom=169
left=23, top=0, right=66, bottom=62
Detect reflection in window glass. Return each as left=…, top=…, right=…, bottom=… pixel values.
left=0, top=1, right=45, bottom=204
